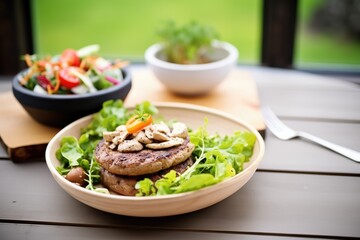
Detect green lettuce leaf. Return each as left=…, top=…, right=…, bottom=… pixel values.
left=135, top=118, right=257, bottom=196
left=60, top=136, right=84, bottom=167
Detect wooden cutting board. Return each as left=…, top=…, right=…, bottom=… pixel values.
left=0, top=68, right=264, bottom=162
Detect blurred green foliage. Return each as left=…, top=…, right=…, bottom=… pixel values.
left=32, top=0, right=261, bottom=63
left=32, top=0, right=360, bottom=66
left=296, top=0, right=360, bottom=66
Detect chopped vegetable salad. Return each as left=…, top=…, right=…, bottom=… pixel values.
left=19, top=44, right=128, bottom=95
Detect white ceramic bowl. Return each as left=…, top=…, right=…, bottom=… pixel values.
left=45, top=102, right=264, bottom=217
left=145, top=41, right=238, bottom=96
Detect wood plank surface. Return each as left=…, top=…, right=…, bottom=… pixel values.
left=258, top=89, right=360, bottom=121
left=1, top=161, right=359, bottom=238
left=251, top=66, right=360, bottom=121
left=1, top=66, right=359, bottom=239
left=0, top=223, right=326, bottom=240
left=249, top=66, right=359, bottom=91
left=261, top=119, right=360, bottom=174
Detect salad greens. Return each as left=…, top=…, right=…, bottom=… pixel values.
left=136, top=119, right=256, bottom=196
left=55, top=100, right=256, bottom=196
left=56, top=100, right=157, bottom=191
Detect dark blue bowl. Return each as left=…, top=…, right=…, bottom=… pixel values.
left=12, top=68, right=132, bottom=128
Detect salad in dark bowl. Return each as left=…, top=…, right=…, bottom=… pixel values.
left=12, top=45, right=132, bottom=127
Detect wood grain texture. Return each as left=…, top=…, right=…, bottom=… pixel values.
left=1, top=161, right=359, bottom=238
left=252, top=66, right=360, bottom=121
left=260, top=120, right=360, bottom=174
left=0, top=223, right=323, bottom=240
left=1, top=66, right=359, bottom=239
left=0, top=92, right=59, bottom=162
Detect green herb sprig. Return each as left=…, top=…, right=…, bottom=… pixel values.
left=157, top=20, right=219, bottom=64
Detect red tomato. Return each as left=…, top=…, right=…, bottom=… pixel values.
left=58, top=67, right=81, bottom=89
left=59, top=49, right=81, bottom=67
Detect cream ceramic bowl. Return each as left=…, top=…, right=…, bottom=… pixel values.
left=145, top=41, right=238, bottom=96
left=45, top=102, right=264, bottom=217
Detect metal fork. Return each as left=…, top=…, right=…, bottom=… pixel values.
left=262, top=106, right=360, bottom=163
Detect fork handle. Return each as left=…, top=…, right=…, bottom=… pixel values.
left=298, top=131, right=360, bottom=163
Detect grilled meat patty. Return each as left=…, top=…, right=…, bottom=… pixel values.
left=95, top=137, right=194, bottom=176
left=100, top=157, right=194, bottom=196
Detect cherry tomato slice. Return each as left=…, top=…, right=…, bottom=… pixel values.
left=58, top=67, right=81, bottom=89
left=126, top=114, right=153, bottom=134
left=59, top=49, right=81, bottom=67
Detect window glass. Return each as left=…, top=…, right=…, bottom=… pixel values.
left=295, top=0, right=360, bottom=68
left=32, top=0, right=261, bottom=63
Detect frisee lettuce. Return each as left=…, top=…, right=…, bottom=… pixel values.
left=135, top=118, right=256, bottom=196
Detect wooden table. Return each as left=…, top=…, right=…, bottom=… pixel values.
left=1, top=65, right=360, bottom=239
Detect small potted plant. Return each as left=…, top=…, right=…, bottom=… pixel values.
left=145, top=20, right=238, bottom=95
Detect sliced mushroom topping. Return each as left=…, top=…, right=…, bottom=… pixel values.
left=155, top=121, right=171, bottom=134
left=134, top=130, right=152, bottom=144
left=104, top=121, right=189, bottom=152
left=112, top=130, right=129, bottom=145
left=146, top=137, right=184, bottom=149
left=103, top=125, right=128, bottom=143
left=144, top=126, right=154, bottom=139
left=115, top=125, right=127, bottom=132
left=171, top=122, right=188, bottom=139
left=152, top=131, right=170, bottom=141
left=117, top=140, right=144, bottom=152
left=109, top=143, right=117, bottom=150
left=103, top=131, right=120, bottom=142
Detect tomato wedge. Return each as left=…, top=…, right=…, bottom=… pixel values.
left=126, top=114, right=152, bottom=134
left=59, top=49, right=81, bottom=67
left=58, top=67, right=81, bottom=89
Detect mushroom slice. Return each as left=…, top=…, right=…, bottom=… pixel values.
left=171, top=122, right=188, bottom=139
left=155, top=122, right=171, bottom=134
left=144, top=126, right=154, bottom=139
left=103, top=131, right=120, bottom=142
left=112, top=130, right=129, bottom=145
left=109, top=143, right=117, bottom=150
left=146, top=137, right=184, bottom=149
left=105, top=141, right=117, bottom=150
left=134, top=130, right=152, bottom=144
left=152, top=131, right=170, bottom=141
left=115, top=125, right=127, bottom=133
left=117, top=140, right=143, bottom=152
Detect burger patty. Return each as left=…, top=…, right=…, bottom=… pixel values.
left=100, top=157, right=194, bottom=196
left=95, top=137, right=195, bottom=176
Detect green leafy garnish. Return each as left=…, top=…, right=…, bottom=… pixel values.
left=56, top=99, right=158, bottom=192
left=60, top=136, right=84, bottom=167
left=135, top=118, right=256, bottom=196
